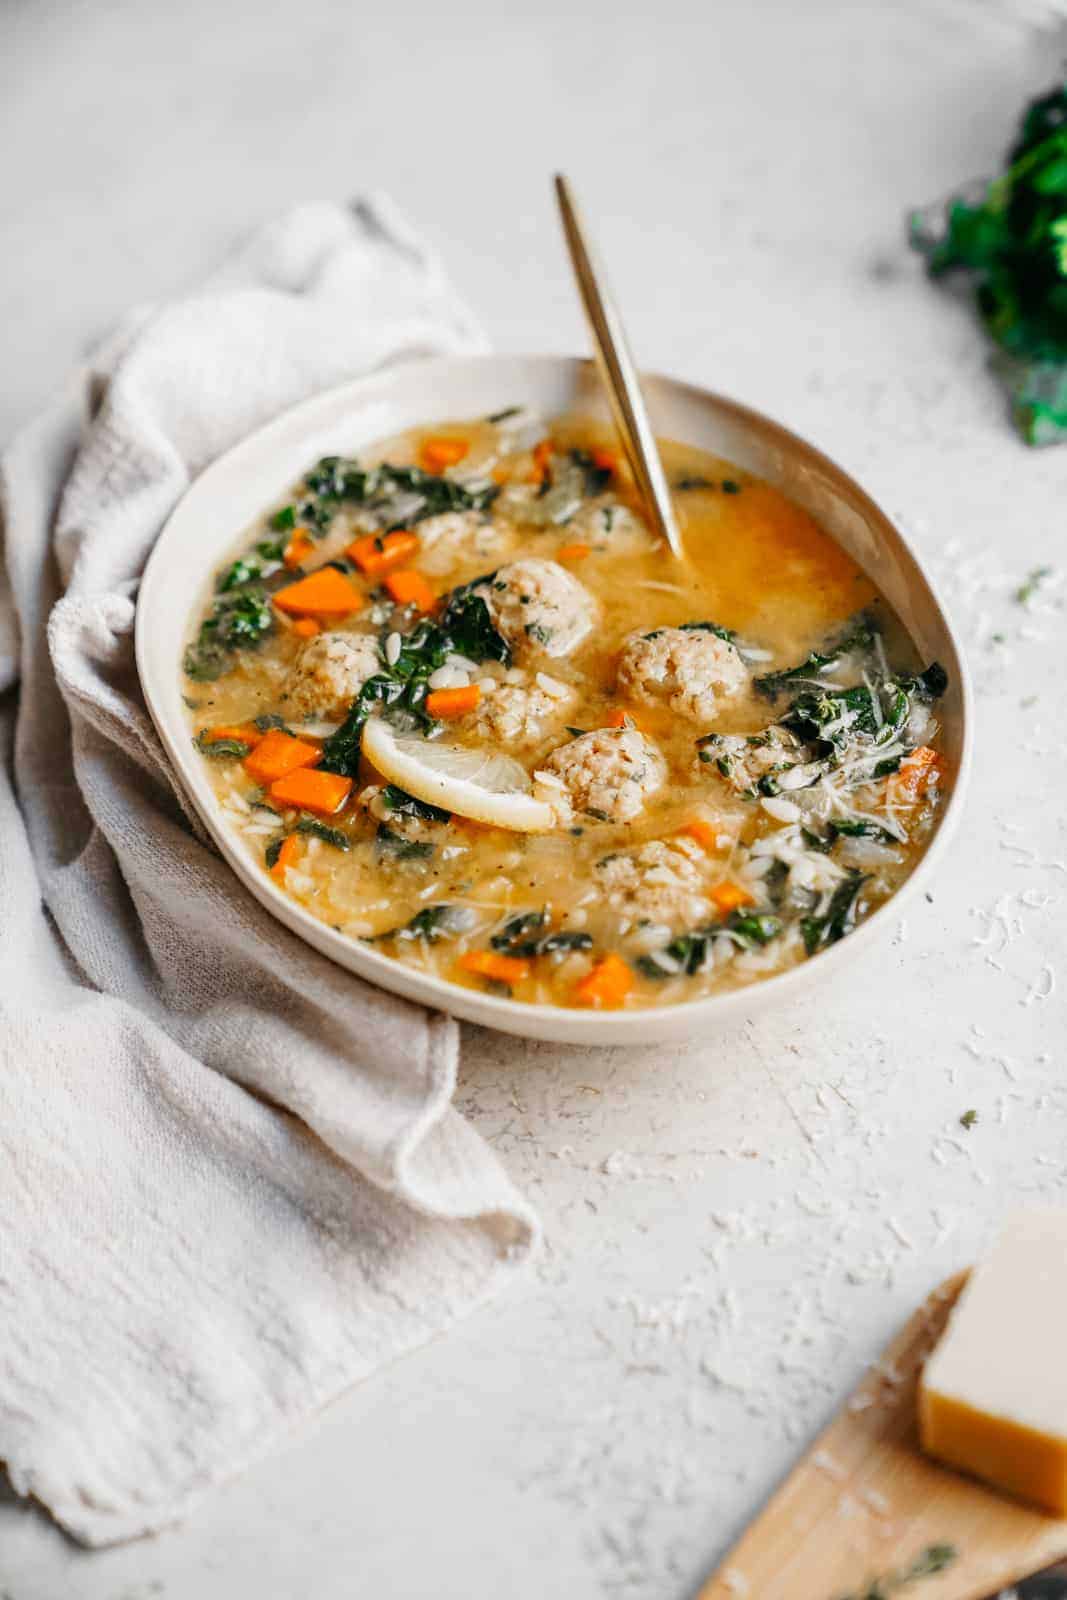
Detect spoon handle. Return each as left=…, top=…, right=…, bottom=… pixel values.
left=554, top=174, right=684, bottom=561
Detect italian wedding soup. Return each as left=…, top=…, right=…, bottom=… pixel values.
left=182, top=410, right=949, bottom=1010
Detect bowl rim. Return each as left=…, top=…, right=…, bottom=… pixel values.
left=136, top=352, right=973, bottom=1045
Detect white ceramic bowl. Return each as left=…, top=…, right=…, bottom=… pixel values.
left=136, top=355, right=972, bottom=1045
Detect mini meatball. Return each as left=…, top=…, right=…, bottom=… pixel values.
left=467, top=673, right=576, bottom=752
left=415, top=511, right=517, bottom=578
left=477, top=558, right=597, bottom=660
left=596, top=839, right=712, bottom=932
left=616, top=626, right=748, bottom=723
left=278, top=631, right=381, bottom=722
left=536, top=727, right=666, bottom=825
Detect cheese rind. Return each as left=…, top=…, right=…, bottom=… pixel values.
left=919, top=1209, right=1067, bottom=1514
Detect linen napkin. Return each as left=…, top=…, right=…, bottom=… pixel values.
left=0, top=197, right=540, bottom=1549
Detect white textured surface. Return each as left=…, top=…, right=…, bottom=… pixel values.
left=1, top=1, right=1065, bottom=1596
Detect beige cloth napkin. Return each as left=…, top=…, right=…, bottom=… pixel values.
left=0, top=197, right=539, bottom=1548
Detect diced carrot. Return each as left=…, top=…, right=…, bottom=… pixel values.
left=283, top=528, right=315, bottom=569
left=419, top=436, right=469, bottom=473
left=491, top=464, right=512, bottom=485
left=891, top=745, right=943, bottom=802
left=459, top=949, right=531, bottom=986
left=604, top=707, right=642, bottom=731
left=291, top=617, right=322, bottom=638
left=425, top=683, right=481, bottom=720
left=574, top=952, right=633, bottom=1009
left=530, top=438, right=553, bottom=483
left=268, top=768, right=352, bottom=817
left=346, top=529, right=420, bottom=577
left=557, top=541, right=591, bottom=563
left=385, top=569, right=436, bottom=613
left=681, top=818, right=720, bottom=852
left=269, top=833, right=301, bottom=883
left=244, top=729, right=321, bottom=785
left=710, top=880, right=753, bottom=915
left=591, top=447, right=617, bottom=473
left=201, top=722, right=263, bottom=750
left=272, top=566, right=364, bottom=619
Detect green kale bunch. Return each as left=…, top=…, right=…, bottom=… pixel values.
left=911, top=82, right=1067, bottom=444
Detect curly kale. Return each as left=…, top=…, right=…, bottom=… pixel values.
left=910, top=80, right=1067, bottom=443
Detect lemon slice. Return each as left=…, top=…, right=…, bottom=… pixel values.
left=361, top=718, right=555, bottom=832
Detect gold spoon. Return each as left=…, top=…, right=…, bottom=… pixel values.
left=554, top=173, right=685, bottom=561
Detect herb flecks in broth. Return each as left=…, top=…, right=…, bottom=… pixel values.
left=183, top=413, right=950, bottom=1011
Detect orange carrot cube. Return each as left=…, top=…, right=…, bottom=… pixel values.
left=346, top=529, right=420, bottom=576
left=385, top=569, right=436, bottom=613
left=574, top=952, right=633, bottom=1009
left=243, top=729, right=321, bottom=785
left=268, top=768, right=352, bottom=817
left=419, top=437, right=469, bottom=473
left=459, top=950, right=531, bottom=986
left=272, top=567, right=363, bottom=619
left=425, top=684, right=481, bottom=720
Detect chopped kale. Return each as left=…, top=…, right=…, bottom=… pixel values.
left=381, top=785, right=451, bottom=824
left=1015, top=563, right=1053, bottom=604
left=256, top=537, right=286, bottom=561
left=192, top=731, right=250, bottom=760
left=375, top=824, right=435, bottom=862
left=754, top=619, right=875, bottom=698
left=637, top=909, right=782, bottom=977
left=295, top=818, right=350, bottom=850
left=801, top=871, right=868, bottom=955
left=679, top=621, right=736, bottom=641
left=487, top=405, right=522, bottom=423
left=490, top=910, right=546, bottom=949
left=216, top=557, right=261, bottom=593
left=721, top=479, right=741, bottom=494
left=959, top=1108, right=979, bottom=1130
left=438, top=581, right=511, bottom=665
left=264, top=837, right=285, bottom=870
left=184, top=582, right=274, bottom=681
left=253, top=712, right=289, bottom=733
left=374, top=903, right=474, bottom=943
left=525, top=621, right=552, bottom=646
left=674, top=474, right=713, bottom=491
left=569, top=448, right=613, bottom=497
left=490, top=910, right=592, bottom=958
left=270, top=505, right=296, bottom=532
left=826, top=818, right=900, bottom=845
left=301, top=456, right=499, bottom=530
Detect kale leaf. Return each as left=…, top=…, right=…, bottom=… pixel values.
left=754, top=619, right=875, bottom=698
left=192, top=731, right=251, bottom=760
left=184, top=583, right=274, bottom=681
left=375, top=824, right=435, bottom=862
left=295, top=818, right=350, bottom=850
left=301, top=456, right=499, bottom=530
left=373, top=904, right=475, bottom=943
left=637, top=909, right=781, bottom=978
left=490, top=910, right=593, bottom=958
left=801, top=871, right=868, bottom=955
left=381, top=785, right=451, bottom=824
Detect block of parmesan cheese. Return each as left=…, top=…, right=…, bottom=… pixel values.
left=920, top=1209, right=1067, bottom=1514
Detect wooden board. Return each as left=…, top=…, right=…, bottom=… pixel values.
left=699, top=1273, right=1067, bottom=1600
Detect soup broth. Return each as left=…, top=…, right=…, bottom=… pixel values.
left=182, top=411, right=949, bottom=1011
